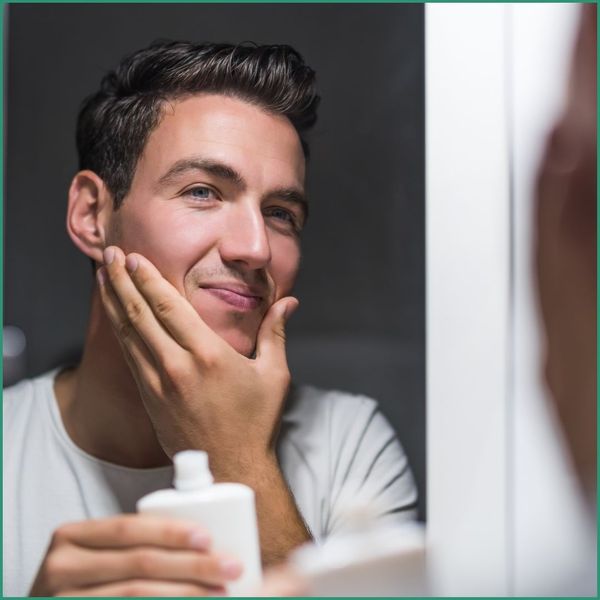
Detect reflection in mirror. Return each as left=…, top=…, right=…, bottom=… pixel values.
left=3, top=4, right=426, bottom=598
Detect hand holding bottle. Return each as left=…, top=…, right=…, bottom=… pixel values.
left=29, top=514, right=242, bottom=596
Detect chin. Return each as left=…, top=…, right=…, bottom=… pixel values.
left=201, top=320, right=257, bottom=357
left=219, top=331, right=256, bottom=357
left=190, top=300, right=260, bottom=357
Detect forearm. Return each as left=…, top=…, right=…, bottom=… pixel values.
left=253, top=458, right=313, bottom=566
left=212, top=453, right=312, bottom=566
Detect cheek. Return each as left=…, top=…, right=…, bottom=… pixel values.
left=113, top=207, right=216, bottom=291
left=269, top=236, right=301, bottom=298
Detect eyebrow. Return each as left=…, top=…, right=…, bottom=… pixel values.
left=157, top=157, right=246, bottom=190
left=157, top=156, right=308, bottom=220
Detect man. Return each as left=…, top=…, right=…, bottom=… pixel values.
left=4, top=41, right=417, bottom=596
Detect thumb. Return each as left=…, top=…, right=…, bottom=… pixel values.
left=255, top=296, right=299, bottom=366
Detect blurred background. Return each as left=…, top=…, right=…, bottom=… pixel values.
left=3, top=5, right=426, bottom=518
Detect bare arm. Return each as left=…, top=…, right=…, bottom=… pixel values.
left=212, top=453, right=312, bottom=565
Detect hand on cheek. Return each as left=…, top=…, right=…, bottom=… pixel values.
left=97, top=246, right=299, bottom=478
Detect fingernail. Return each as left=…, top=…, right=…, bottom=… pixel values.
left=125, top=255, right=138, bottom=273
left=284, top=300, right=299, bottom=320
left=220, top=558, right=243, bottom=579
left=189, top=529, right=211, bottom=550
left=96, top=267, right=106, bottom=286
left=103, top=247, right=115, bottom=265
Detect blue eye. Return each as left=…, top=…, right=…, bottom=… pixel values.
left=185, top=186, right=217, bottom=200
left=269, top=208, right=294, bottom=223
left=264, top=206, right=303, bottom=234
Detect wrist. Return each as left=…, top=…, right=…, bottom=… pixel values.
left=210, top=450, right=281, bottom=487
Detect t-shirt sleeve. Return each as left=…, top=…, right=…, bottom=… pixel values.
left=326, top=395, right=418, bottom=536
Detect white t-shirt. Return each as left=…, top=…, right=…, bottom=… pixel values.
left=3, top=368, right=417, bottom=596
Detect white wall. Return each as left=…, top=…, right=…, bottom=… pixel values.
left=426, top=4, right=511, bottom=595
left=426, top=3, right=595, bottom=595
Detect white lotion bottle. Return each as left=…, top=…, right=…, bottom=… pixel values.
left=137, top=450, right=262, bottom=596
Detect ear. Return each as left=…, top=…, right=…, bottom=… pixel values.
left=66, top=170, right=113, bottom=263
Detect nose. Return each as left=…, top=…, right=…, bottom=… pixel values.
left=219, top=201, right=271, bottom=271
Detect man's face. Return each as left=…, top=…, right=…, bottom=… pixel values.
left=107, top=94, right=306, bottom=356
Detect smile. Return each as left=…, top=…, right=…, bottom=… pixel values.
left=200, top=285, right=263, bottom=311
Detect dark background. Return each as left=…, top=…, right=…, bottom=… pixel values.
left=4, top=3, right=426, bottom=519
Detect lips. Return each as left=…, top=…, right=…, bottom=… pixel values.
left=200, top=284, right=263, bottom=311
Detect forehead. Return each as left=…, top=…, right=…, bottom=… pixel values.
left=136, top=93, right=306, bottom=187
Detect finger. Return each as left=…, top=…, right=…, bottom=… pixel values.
left=55, top=515, right=211, bottom=551
left=61, top=578, right=226, bottom=597
left=255, top=296, right=298, bottom=368
left=97, top=266, right=160, bottom=390
left=102, top=247, right=182, bottom=362
left=124, top=251, right=225, bottom=355
left=58, top=547, right=242, bottom=590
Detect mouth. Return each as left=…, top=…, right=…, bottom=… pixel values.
left=199, top=283, right=264, bottom=311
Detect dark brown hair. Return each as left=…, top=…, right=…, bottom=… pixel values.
left=76, top=40, right=320, bottom=208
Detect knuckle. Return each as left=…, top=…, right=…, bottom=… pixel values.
left=161, top=357, right=185, bottom=382
left=117, top=319, right=135, bottom=341
left=44, top=553, right=61, bottom=577
left=112, top=514, right=137, bottom=540
left=272, top=324, right=287, bottom=343
left=196, top=347, right=221, bottom=370
left=44, top=550, right=71, bottom=589
left=124, top=299, right=146, bottom=323
left=51, top=525, right=70, bottom=546
left=188, top=341, right=205, bottom=359
left=154, top=298, right=175, bottom=319
left=132, top=549, right=159, bottom=577
left=196, top=555, right=222, bottom=579
left=162, top=522, right=190, bottom=547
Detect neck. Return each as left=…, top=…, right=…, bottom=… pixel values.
left=55, top=288, right=171, bottom=468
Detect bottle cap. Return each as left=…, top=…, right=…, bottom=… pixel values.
left=173, top=450, right=214, bottom=491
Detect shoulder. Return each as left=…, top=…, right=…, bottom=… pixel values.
left=282, top=384, right=381, bottom=437
left=281, top=384, right=418, bottom=532
left=3, top=370, right=57, bottom=428
left=285, top=383, right=379, bottom=421
left=281, top=383, right=400, bottom=460
left=3, top=376, right=36, bottom=417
